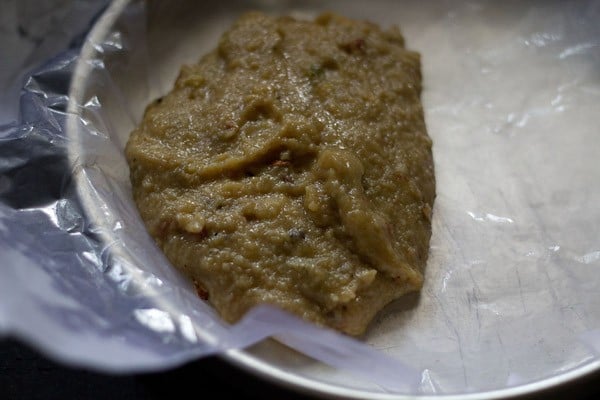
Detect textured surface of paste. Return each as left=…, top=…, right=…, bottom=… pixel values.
left=126, top=11, right=435, bottom=336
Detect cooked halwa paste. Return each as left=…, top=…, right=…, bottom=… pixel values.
left=125, top=12, right=435, bottom=335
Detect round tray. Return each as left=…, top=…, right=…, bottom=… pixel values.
left=67, top=0, right=600, bottom=398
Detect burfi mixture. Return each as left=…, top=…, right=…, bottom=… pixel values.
left=125, top=11, right=435, bottom=335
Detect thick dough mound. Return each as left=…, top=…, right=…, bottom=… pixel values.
left=126, top=11, right=435, bottom=336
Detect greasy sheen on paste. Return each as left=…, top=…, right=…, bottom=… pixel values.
left=125, top=11, right=435, bottom=336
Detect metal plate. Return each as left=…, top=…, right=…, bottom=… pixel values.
left=67, top=0, right=600, bottom=398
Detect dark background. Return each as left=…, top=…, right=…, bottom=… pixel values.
left=0, top=337, right=316, bottom=400
left=1, top=337, right=600, bottom=400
